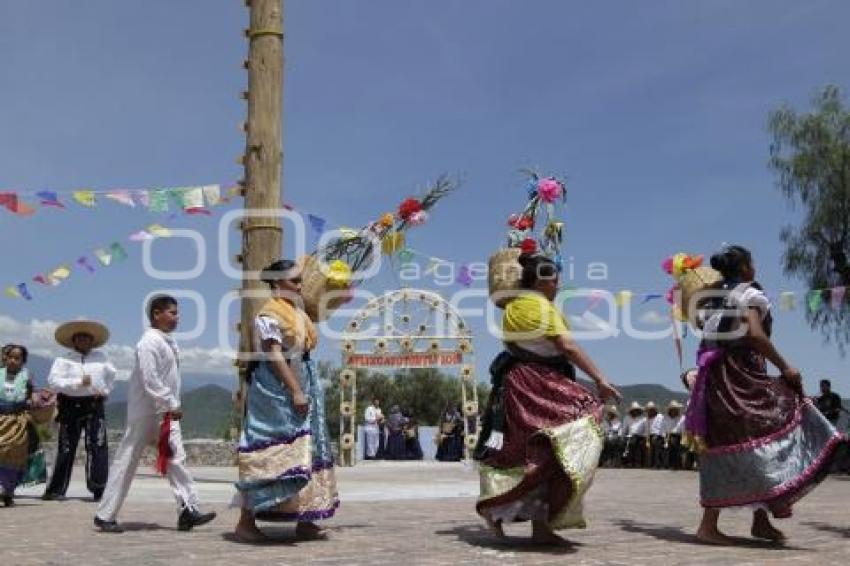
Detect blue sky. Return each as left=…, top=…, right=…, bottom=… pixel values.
left=1, top=1, right=849, bottom=393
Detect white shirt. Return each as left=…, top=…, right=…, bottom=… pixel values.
left=48, top=349, right=117, bottom=397
left=661, top=414, right=685, bottom=435
left=701, top=284, right=770, bottom=337
left=622, top=415, right=647, bottom=437
left=365, top=405, right=380, bottom=426
left=126, top=328, right=181, bottom=421
left=603, top=418, right=621, bottom=439
left=648, top=414, right=664, bottom=436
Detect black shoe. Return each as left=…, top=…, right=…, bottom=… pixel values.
left=92, top=491, right=103, bottom=503
left=178, top=508, right=217, bottom=531
left=42, top=492, right=67, bottom=502
left=2, top=494, right=14, bottom=507
left=93, top=516, right=124, bottom=533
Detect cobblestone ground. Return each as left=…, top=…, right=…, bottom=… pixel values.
left=2, top=464, right=849, bottom=565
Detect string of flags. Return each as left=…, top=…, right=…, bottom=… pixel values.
left=4, top=183, right=848, bottom=316
left=4, top=224, right=172, bottom=301
left=0, top=184, right=233, bottom=216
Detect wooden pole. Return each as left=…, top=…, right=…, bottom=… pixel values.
left=237, top=0, right=284, bottom=405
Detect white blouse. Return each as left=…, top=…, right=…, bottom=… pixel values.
left=701, top=283, right=770, bottom=337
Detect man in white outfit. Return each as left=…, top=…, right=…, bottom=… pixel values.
left=364, top=398, right=383, bottom=459
left=94, top=295, right=216, bottom=533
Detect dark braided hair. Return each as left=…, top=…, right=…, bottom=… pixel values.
left=260, top=259, right=298, bottom=288
left=709, top=245, right=753, bottom=286
left=517, top=254, right=558, bottom=290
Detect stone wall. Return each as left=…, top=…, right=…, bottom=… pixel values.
left=42, top=438, right=238, bottom=468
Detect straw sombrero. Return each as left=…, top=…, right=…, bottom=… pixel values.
left=645, top=401, right=658, bottom=411
left=628, top=401, right=643, bottom=412
left=667, top=400, right=684, bottom=411
left=55, top=320, right=110, bottom=349
left=606, top=405, right=620, bottom=416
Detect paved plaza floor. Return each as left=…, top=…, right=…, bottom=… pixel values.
left=3, top=462, right=849, bottom=565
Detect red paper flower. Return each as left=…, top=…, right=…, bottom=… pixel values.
left=516, top=216, right=534, bottom=230
left=520, top=238, right=537, bottom=255
left=398, top=198, right=423, bottom=221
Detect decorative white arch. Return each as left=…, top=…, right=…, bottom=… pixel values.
left=337, top=288, right=478, bottom=466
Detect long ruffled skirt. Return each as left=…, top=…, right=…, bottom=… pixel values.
left=235, top=359, right=339, bottom=522
left=699, top=348, right=845, bottom=517
left=477, top=362, right=603, bottom=530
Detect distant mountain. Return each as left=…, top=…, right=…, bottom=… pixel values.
left=105, top=384, right=235, bottom=439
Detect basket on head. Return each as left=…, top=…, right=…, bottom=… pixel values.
left=678, top=266, right=723, bottom=324
left=488, top=248, right=522, bottom=308
left=300, top=255, right=351, bottom=322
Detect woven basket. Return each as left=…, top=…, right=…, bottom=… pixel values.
left=300, top=255, right=350, bottom=322
left=678, top=266, right=723, bottom=322
left=488, top=248, right=522, bottom=308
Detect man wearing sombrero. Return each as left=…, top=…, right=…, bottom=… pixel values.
left=43, top=320, right=116, bottom=501
left=661, top=400, right=685, bottom=470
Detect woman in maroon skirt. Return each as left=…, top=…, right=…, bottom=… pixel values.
left=476, top=255, right=621, bottom=546
left=689, top=245, right=846, bottom=545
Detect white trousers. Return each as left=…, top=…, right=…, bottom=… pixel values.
left=96, top=417, right=199, bottom=522
left=364, top=424, right=380, bottom=458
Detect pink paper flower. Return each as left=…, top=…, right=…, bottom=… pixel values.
left=537, top=178, right=563, bottom=203
left=408, top=210, right=429, bottom=226
left=662, top=257, right=674, bottom=275
left=507, top=213, right=520, bottom=227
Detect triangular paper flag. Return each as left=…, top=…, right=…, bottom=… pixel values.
left=129, top=230, right=154, bottom=242
left=148, top=190, right=169, bottom=212
left=49, top=265, right=72, bottom=285
left=32, top=274, right=50, bottom=285
left=398, top=248, right=415, bottom=264
left=146, top=224, right=171, bottom=237
left=779, top=291, right=796, bottom=311
left=307, top=214, right=326, bottom=235
left=134, top=190, right=151, bottom=207
left=202, top=184, right=222, bottom=207
left=807, top=290, right=823, bottom=313
left=641, top=293, right=663, bottom=304
left=0, top=192, right=35, bottom=215
left=110, top=242, right=128, bottom=261
left=93, top=248, right=112, bottom=266
left=106, top=190, right=136, bottom=207
left=16, top=283, right=32, bottom=300
left=227, top=185, right=242, bottom=199
left=36, top=190, right=65, bottom=208
left=72, top=190, right=96, bottom=207
left=4, top=286, right=20, bottom=298
left=455, top=264, right=473, bottom=287
left=76, top=256, right=96, bottom=274
left=168, top=188, right=188, bottom=208
left=181, top=187, right=204, bottom=210
left=615, top=290, right=633, bottom=308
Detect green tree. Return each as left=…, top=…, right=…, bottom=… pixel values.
left=768, top=85, right=850, bottom=350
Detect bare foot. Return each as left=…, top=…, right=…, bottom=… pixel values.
left=484, top=517, right=505, bottom=539
left=295, top=521, right=329, bottom=541
left=696, top=526, right=734, bottom=546
left=531, top=521, right=572, bottom=547
left=751, top=512, right=786, bottom=542
left=234, top=524, right=269, bottom=543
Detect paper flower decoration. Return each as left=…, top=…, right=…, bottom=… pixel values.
left=398, top=198, right=423, bottom=221
left=520, top=238, right=538, bottom=255
left=537, top=178, right=563, bottom=203
left=663, top=253, right=704, bottom=278
left=408, top=210, right=429, bottom=226
left=379, top=212, right=395, bottom=227
left=326, top=260, right=352, bottom=289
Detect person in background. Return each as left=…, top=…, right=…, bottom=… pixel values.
left=661, top=400, right=685, bottom=470
left=815, top=379, right=844, bottom=426
left=43, top=320, right=116, bottom=502
left=646, top=402, right=665, bottom=469
left=621, top=402, right=647, bottom=468
left=0, top=345, right=36, bottom=507
left=364, top=398, right=383, bottom=460
left=435, top=402, right=464, bottom=462
left=601, top=406, right=622, bottom=467
left=402, top=408, right=423, bottom=460
left=384, top=405, right=406, bottom=460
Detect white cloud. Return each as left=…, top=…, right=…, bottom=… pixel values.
left=639, top=310, right=670, bottom=326
left=0, top=315, right=235, bottom=378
